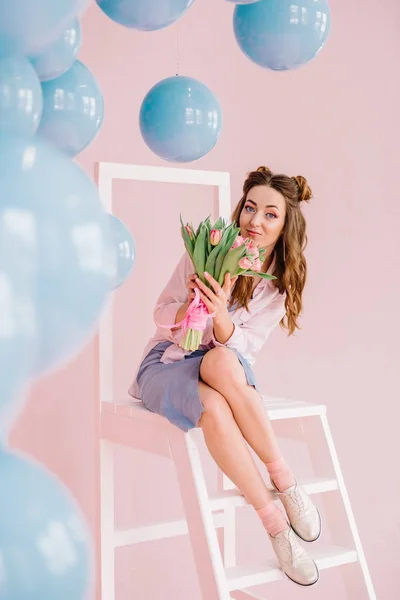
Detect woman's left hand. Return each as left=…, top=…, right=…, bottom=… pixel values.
left=194, top=271, right=238, bottom=321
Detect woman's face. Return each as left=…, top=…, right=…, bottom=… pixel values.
left=239, top=185, right=286, bottom=253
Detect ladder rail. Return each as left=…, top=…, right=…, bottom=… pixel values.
left=320, top=414, right=376, bottom=600
left=168, top=426, right=232, bottom=600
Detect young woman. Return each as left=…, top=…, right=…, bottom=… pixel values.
left=129, top=166, right=320, bottom=587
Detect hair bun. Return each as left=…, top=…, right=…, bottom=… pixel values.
left=256, top=166, right=272, bottom=176
left=292, top=175, right=312, bottom=202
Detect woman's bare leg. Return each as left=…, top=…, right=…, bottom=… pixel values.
left=198, top=350, right=320, bottom=587
left=197, top=380, right=272, bottom=510
left=200, top=347, right=284, bottom=466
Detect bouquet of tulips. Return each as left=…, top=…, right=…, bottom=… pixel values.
left=178, top=215, right=276, bottom=351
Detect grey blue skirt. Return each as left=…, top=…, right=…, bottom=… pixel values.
left=133, top=341, right=259, bottom=432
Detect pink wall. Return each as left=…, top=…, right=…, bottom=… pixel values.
left=10, top=1, right=400, bottom=598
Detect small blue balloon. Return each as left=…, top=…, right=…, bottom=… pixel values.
left=0, top=449, right=93, bottom=600
left=234, top=0, right=331, bottom=71
left=29, top=19, right=82, bottom=82
left=96, top=0, right=194, bottom=31
left=140, top=76, right=222, bottom=163
left=0, top=0, right=88, bottom=56
left=38, top=60, right=104, bottom=157
left=107, top=215, right=136, bottom=289
left=0, top=55, right=43, bottom=136
left=0, top=134, right=116, bottom=377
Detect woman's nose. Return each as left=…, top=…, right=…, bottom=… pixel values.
left=250, top=214, right=263, bottom=226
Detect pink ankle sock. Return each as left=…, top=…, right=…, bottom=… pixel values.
left=266, top=457, right=295, bottom=492
left=256, top=501, right=288, bottom=537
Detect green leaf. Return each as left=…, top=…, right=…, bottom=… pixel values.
left=223, top=222, right=239, bottom=245
left=212, top=216, right=225, bottom=230
left=214, top=223, right=240, bottom=272
left=196, top=214, right=210, bottom=237
left=192, top=222, right=207, bottom=281
left=204, top=217, right=212, bottom=254
left=214, top=226, right=236, bottom=277
left=204, top=240, right=223, bottom=279
left=258, top=247, right=267, bottom=262
left=180, top=214, right=194, bottom=258
left=241, top=271, right=277, bottom=280
left=217, top=243, right=247, bottom=285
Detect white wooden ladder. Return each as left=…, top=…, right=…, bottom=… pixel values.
left=99, top=395, right=376, bottom=599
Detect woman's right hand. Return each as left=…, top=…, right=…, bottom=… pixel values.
left=173, top=273, right=199, bottom=326
left=186, top=273, right=198, bottom=302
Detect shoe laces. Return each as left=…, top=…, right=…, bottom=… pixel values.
left=279, top=486, right=308, bottom=516
left=275, top=530, right=303, bottom=565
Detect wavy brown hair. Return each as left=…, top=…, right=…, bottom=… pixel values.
left=230, top=166, right=312, bottom=335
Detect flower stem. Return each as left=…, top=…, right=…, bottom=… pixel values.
left=180, top=327, right=203, bottom=351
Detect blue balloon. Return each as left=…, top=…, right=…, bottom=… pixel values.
left=234, top=0, right=331, bottom=71
left=38, top=60, right=104, bottom=157
left=0, top=222, right=36, bottom=435
left=0, top=134, right=116, bottom=377
left=0, top=449, right=93, bottom=600
left=0, top=56, right=43, bottom=136
left=107, top=215, right=136, bottom=289
left=0, top=0, right=88, bottom=56
left=140, top=76, right=222, bottom=163
left=29, top=19, right=82, bottom=82
left=96, top=0, right=194, bottom=31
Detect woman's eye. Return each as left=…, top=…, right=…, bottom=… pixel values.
left=245, top=205, right=255, bottom=212
left=266, top=213, right=276, bottom=219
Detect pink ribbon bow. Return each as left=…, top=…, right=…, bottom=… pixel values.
left=157, top=287, right=216, bottom=334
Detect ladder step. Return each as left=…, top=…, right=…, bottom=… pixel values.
left=226, top=546, right=358, bottom=590
left=120, top=395, right=326, bottom=422
left=114, top=512, right=225, bottom=547
left=210, top=477, right=338, bottom=511
left=262, top=396, right=326, bottom=420
left=230, top=592, right=265, bottom=600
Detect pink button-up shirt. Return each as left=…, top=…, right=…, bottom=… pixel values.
left=130, top=252, right=286, bottom=396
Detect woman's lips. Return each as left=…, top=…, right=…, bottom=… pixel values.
left=247, top=230, right=261, bottom=236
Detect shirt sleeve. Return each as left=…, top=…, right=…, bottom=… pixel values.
left=213, top=294, right=286, bottom=364
left=153, top=252, right=193, bottom=332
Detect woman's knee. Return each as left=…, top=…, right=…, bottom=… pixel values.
left=200, top=347, right=246, bottom=386
left=197, top=382, right=233, bottom=430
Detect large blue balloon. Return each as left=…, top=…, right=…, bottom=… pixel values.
left=140, top=76, right=222, bottom=163
left=0, top=0, right=88, bottom=56
left=0, top=134, right=116, bottom=376
left=38, top=60, right=104, bottom=157
left=107, top=215, right=136, bottom=289
left=0, top=449, right=93, bottom=600
left=96, top=0, right=194, bottom=31
left=0, top=55, right=43, bottom=136
left=234, top=0, right=331, bottom=71
left=29, top=19, right=82, bottom=82
left=0, top=219, right=35, bottom=435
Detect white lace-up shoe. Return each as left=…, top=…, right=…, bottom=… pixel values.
left=270, top=528, right=319, bottom=586
left=272, top=480, right=322, bottom=542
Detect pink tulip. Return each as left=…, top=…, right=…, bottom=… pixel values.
left=231, top=235, right=245, bottom=249
left=210, top=228, right=222, bottom=246
left=246, top=242, right=259, bottom=258
left=252, top=258, right=263, bottom=272
left=185, top=224, right=194, bottom=240
left=239, top=257, right=253, bottom=270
